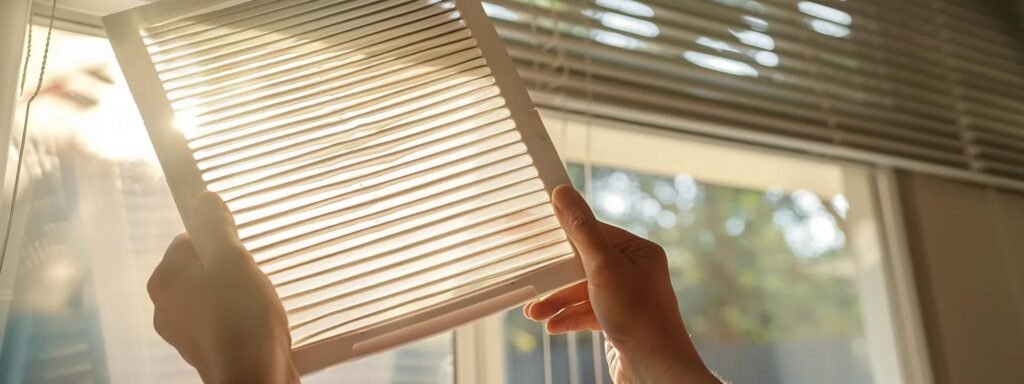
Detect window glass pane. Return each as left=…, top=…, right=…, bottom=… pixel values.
left=566, top=163, right=586, bottom=191
left=0, top=26, right=452, bottom=384
left=589, top=163, right=868, bottom=384
left=504, top=311, right=548, bottom=384
left=503, top=161, right=874, bottom=384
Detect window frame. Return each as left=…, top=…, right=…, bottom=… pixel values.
left=0, top=0, right=33, bottom=352
left=454, top=108, right=934, bottom=384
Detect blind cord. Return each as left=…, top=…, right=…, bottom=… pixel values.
left=18, top=15, right=33, bottom=96
left=0, top=0, right=58, bottom=275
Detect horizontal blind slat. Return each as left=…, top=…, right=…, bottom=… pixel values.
left=487, top=0, right=1024, bottom=183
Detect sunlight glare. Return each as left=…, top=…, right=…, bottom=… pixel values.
left=482, top=2, right=519, bottom=21
left=590, top=30, right=647, bottom=50
left=754, top=51, right=779, bottom=67
left=730, top=29, right=775, bottom=50
left=595, top=0, right=655, bottom=17
left=742, top=15, right=770, bottom=32
left=683, top=51, right=759, bottom=77
left=807, top=18, right=851, bottom=38
left=584, top=10, right=660, bottom=37
left=696, top=37, right=740, bottom=53
left=798, top=1, right=853, bottom=25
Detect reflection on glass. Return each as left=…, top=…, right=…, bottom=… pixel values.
left=683, top=51, right=760, bottom=77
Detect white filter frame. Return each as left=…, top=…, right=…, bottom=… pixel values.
left=102, top=0, right=584, bottom=373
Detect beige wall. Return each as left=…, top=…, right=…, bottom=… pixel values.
left=898, top=172, right=1024, bottom=384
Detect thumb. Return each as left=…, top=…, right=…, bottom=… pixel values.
left=551, top=185, right=623, bottom=278
left=189, top=191, right=244, bottom=266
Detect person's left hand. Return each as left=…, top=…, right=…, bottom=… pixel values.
left=148, top=192, right=298, bottom=384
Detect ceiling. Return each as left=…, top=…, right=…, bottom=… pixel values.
left=50, top=0, right=149, bottom=17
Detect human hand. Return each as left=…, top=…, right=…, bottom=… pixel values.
left=524, top=185, right=719, bottom=384
left=148, top=192, right=298, bottom=384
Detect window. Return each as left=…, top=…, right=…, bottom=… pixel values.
left=0, top=26, right=453, bottom=384
left=2, top=7, right=922, bottom=384
left=490, top=112, right=909, bottom=384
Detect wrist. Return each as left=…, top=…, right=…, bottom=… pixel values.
left=212, top=360, right=298, bottom=384
left=207, top=344, right=298, bottom=384
left=635, top=332, right=717, bottom=384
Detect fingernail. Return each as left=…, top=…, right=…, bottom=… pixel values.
left=552, top=185, right=583, bottom=210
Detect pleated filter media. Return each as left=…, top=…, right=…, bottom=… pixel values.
left=102, top=0, right=584, bottom=373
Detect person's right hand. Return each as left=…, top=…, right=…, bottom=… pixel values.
left=524, top=185, right=720, bottom=384
left=148, top=192, right=298, bottom=384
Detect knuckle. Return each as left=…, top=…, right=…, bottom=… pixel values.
left=147, top=269, right=164, bottom=300
left=153, top=313, right=167, bottom=339
left=646, top=242, right=668, bottom=259
left=165, top=233, right=192, bottom=255
left=617, top=237, right=652, bottom=253
left=619, top=237, right=667, bottom=262
left=146, top=275, right=158, bottom=298
left=566, top=210, right=592, bottom=230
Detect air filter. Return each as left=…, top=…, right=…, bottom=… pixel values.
left=102, top=0, right=583, bottom=373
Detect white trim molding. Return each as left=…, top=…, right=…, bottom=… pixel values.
left=874, top=169, right=936, bottom=384
left=0, top=0, right=32, bottom=353
left=0, top=0, right=31, bottom=188
left=454, top=315, right=505, bottom=384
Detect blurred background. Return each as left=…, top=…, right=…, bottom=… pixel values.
left=0, top=0, right=1021, bottom=383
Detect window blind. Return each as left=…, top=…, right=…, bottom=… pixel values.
left=102, top=0, right=584, bottom=374
left=482, top=0, right=1024, bottom=182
